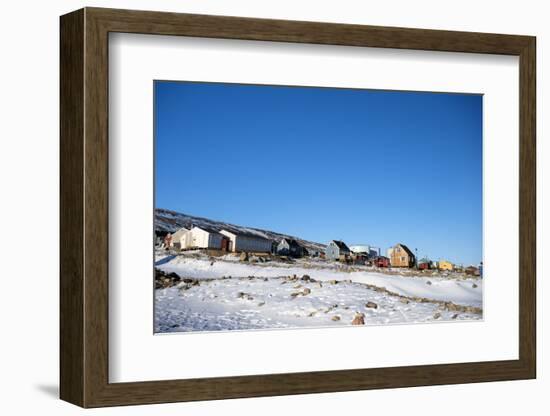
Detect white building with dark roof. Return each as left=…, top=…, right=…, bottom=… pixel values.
left=325, top=240, right=351, bottom=260
left=220, top=229, right=272, bottom=253
left=277, top=238, right=307, bottom=257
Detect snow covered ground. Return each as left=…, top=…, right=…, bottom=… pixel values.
left=154, top=252, right=483, bottom=333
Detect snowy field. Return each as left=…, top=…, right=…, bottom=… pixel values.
left=155, top=252, right=483, bottom=333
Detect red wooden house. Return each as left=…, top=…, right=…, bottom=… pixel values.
left=418, top=258, right=431, bottom=270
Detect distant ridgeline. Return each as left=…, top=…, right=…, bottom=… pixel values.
left=154, top=208, right=326, bottom=253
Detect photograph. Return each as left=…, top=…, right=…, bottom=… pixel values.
left=153, top=80, right=483, bottom=333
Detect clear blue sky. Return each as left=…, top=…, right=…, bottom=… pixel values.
left=155, top=81, right=482, bottom=265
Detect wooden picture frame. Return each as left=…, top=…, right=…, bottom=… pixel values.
left=60, top=7, right=536, bottom=408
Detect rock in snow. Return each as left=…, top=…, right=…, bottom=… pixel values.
left=351, top=313, right=365, bottom=325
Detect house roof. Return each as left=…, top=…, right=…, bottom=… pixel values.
left=193, top=225, right=223, bottom=235
left=221, top=228, right=271, bottom=241
left=331, top=240, right=350, bottom=252
left=280, top=238, right=303, bottom=248
left=396, top=243, right=415, bottom=257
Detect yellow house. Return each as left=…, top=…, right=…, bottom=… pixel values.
left=439, top=260, right=453, bottom=271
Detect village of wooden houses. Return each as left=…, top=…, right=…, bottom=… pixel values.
left=154, top=211, right=483, bottom=332
left=158, top=225, right=482, bottom=276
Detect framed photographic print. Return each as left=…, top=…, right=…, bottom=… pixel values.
left=60, top=7, right=536, bottom=408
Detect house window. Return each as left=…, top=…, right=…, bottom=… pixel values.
left=401, top=256, right=406, bottom=262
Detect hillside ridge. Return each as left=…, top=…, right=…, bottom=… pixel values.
left=155, top=208, right=326, bottom=252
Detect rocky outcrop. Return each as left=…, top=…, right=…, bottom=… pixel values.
left=155, top=268, right=182, bottom=289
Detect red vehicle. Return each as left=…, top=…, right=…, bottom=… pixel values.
left=374, top=256, right=390, bottom=268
